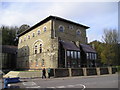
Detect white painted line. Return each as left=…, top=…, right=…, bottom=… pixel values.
left=26, top=86, right=41, bottom=88
left=56, top=86, right=65, bottom=88
left=75, top=84, right=86, bottom=90
left=23, top=82, right=36, bottom=86
left=67, top=85, right=74, bottom=87
left=47, top=87, right=56, bottom=88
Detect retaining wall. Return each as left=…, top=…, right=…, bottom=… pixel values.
left=4, top=67, right=118, bottom=78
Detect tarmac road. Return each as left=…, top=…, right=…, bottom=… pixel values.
left=2, top=74, right=119, bottom=89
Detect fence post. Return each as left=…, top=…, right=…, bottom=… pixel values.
left=108, top=67, right=112, bottom=74
left=96, top=67, right=100, bottom=75
left=69, top=68, right=72, bottom=77
left=83, top=68, right=87, bottom=76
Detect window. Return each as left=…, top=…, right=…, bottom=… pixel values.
left=43, top=27, right=47, bottom=32
left=42, top=59, right=45, bottom=66
left=94, top=54, right=97, bottom=60
left=59, top=25, right=64, bottom=32
left=32, top=33, right=35, bottom=37
left=78, top=52, right=80, bottom=59
left=34, top=45, right=37, bottom=54
left=67, top=51, right=70, bottom=57
left=90, top=53, right=92, bottom=60
left=38, top=30, right=40, bottom=35
left=39, top=44, right=42, bottom=53
left=71, top=51, right=74, bottom=58
left=24, top=37, right=26, bottom=41
left=92, top=53, right=95, bottom=60
left=86, top=53, right=89, bottom=59
left=76, top=29, right=81, bottom=35
left=28, top=35, right=30, bottom=39
left=74, top=51, right=77, bottom=59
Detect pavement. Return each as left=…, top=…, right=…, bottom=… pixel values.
left=1, top=74, right=119, bottom=89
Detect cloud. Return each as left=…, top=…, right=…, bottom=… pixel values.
left=0, top=2, right=118, bottom=42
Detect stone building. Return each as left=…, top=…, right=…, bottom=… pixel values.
left=17, top=16, right=97, bottom=70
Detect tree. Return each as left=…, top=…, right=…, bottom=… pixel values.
left=101, top=28, right=119, bottom=66
left=1, top=25, right=18, bottom=46
left=17, top=24, right=30, bottom=35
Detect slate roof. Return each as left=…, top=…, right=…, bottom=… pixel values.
left=60, top=41, right=80, bottom=51
left=80, top=44, right=96, bottom=53
left=18, top=15, right=89, bottom=37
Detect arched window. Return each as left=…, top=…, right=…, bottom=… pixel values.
left=38, top=30, right=40, bottom=35
left=76, top=29, right=81, bottom=35
left=59, top=25, right=64, bottom=32
left=32, top=33, right=35, bottom=37
left=28, top=35, right=30, bottom=39
left=39, top=44, right=42, bottom=53
left=34, top=45, right=37, bottom=54
left=43, top=26, right=47, bottom=32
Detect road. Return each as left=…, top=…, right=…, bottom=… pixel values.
left=4, top=74, right=119, bottom=89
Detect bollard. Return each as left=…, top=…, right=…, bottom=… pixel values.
left=4, top=78, right=8, bottom=89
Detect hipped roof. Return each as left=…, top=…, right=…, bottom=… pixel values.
left=80, top=44, right=96, bottom=53
left=60, top=41, right=80, bottom=51
left=18, top=15, right=89, bottom=37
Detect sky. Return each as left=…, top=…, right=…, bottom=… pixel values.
left=0, top=1, right=118, bottom=43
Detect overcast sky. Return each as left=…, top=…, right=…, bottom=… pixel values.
left=0, top=1, right=118, bottom=43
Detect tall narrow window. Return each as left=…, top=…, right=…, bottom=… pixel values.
left=71, top=51, right=74, bottom=58
left=86, top=53, right=89, bottom=59
left=78, top=52, right=80, bottom=59
left=35, top=45, right=37, bottom=54
left=32, top=33, right=35, bottom=37
left=38, top=30, right=40, bottom=35
left=74, top=51, right=77, bottom=59
left=94, top=54, right=97, bottom=60
left=40, top=44, right=42, bottom=53
left=43, top=27, right=47, bottom=32
left=67, top=51, right=70, bottom=57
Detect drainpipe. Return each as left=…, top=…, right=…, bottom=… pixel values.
left=65, top=49, right=67, bottom=68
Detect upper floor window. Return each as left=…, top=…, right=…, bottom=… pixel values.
left=32, top=33, right=35, bottom=37
left=39, top=44, right=42, bottom=53
left=59, top=25, right=64, bottom=32
left=34, top=45, right=37, bottom=54
left=76, top=29, right=81, bottom=36
left=24, top=37, right=26, bottom=41
left=43, top=26, right=47, bottom=32
left=38, top=30, right=40, bottom=35
left=28, top=35, right=30, bottom=39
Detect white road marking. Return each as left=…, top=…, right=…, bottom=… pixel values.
left=67, top=85, right=74, bottom=87
left=23, top=82, right=36, bottom=86
left=75, top=84, right=86, bottom=90
left=47, top=87, right=56, bottom=88
left=26, top=86, right=41, bottom=88
left=56, top=86, right=65, bottom=88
